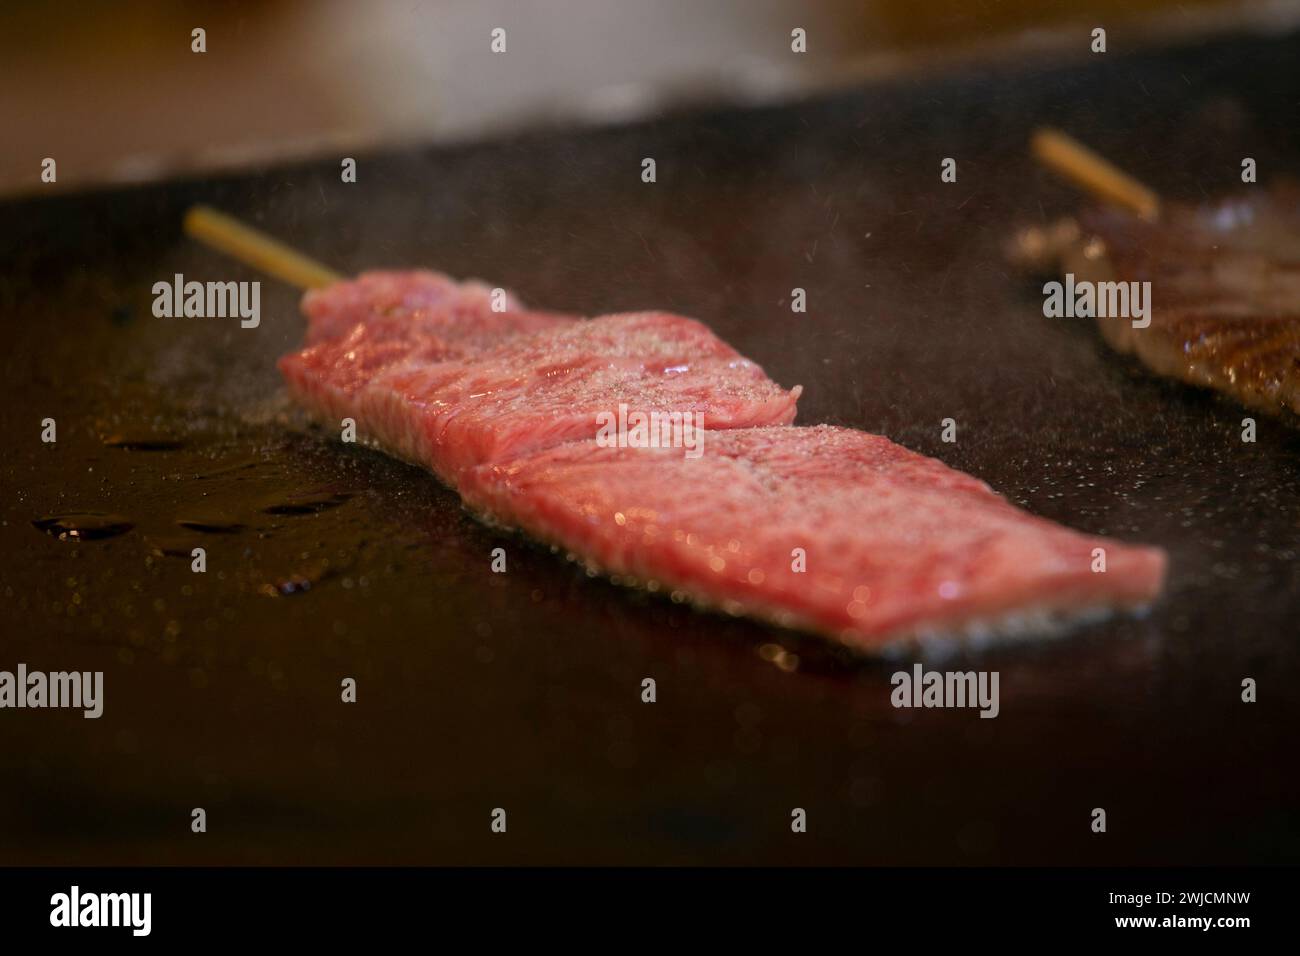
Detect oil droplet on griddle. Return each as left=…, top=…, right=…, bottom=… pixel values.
left=33, top=513, right=133, bottom=541
left=102, top=433, right=186, bottom=451
left=260, top=490, right=354, bottom=515
left=176, top=516, right=245, bottom=534
left=196, top=458, right=264, bottom=479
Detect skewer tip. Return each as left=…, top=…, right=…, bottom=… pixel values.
left=1031, top=127, right=1161, bottom=222
left=182, top=205, right=343, bottom=290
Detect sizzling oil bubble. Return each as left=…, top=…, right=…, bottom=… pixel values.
left=33, top=513, right=134, bottom=541
left=757, top=642, right=800, bottom=672
left=263, top=575, right=314, bottom=597
left=260, top=560, right=333, bottom=597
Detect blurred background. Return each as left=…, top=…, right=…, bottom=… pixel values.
left=5, top=0, right=1296, bottom=198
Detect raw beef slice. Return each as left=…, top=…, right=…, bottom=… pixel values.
left=460, top=425, right=1167, bottom=650
left=281, top=272, right=800, bottom=486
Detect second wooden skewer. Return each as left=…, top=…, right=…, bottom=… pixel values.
left=1031, top=128, right=1161, bottom=221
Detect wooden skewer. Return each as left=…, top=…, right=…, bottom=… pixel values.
left=1030, top=128, right=1161, bottom=222
left=183, top=205, right=343, bottom=290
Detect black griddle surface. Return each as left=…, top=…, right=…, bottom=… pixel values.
left=2, top=31, right=1299, bottom=865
